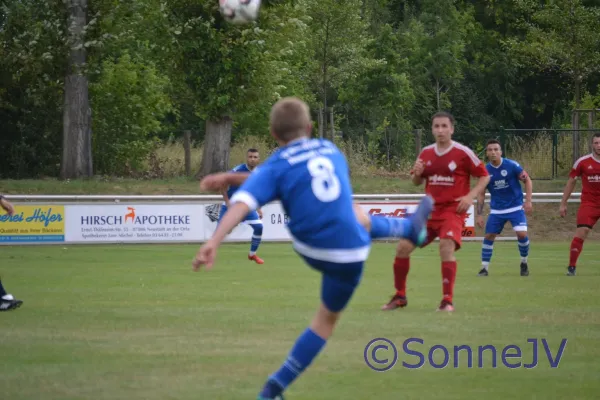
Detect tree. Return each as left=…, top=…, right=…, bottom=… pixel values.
left=305, top=0, right=379, bottom=139
left=506, top=0, right=600, bottom=160
left=61, top=0, right=93, bottom=179
left=169, top=0, right=311, bottom=177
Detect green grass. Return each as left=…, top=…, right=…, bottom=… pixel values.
left=0, top=176, right=571, bottom=195
left=2, top=241, right=599, bottom=399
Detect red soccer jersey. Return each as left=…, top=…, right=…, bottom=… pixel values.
left=417, top=141, right=488, bottom=209
left=569, top=154, right=600, bottom=207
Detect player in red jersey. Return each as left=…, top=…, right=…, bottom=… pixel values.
left=381, top=112, right=490, bottom=312
left=559, top=133, right=600, bottom=276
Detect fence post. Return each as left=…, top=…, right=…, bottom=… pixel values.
left=552, top=130, right=558, bottom=179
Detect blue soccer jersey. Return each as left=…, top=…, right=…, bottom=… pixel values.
left=229, top=137, right=371, bottom=263
left=226, top=163, right=252, bottom=199
left=486, top=158, right=527, bottom=213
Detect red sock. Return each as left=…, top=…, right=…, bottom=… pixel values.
left=569, top=237, right=584, bottom=267
left=441, top=261, right=457, bottom=303
left=393, top=257, right=410, bottom=297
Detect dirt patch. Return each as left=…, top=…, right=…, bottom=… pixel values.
left=474, top=203, right=600, bottom=241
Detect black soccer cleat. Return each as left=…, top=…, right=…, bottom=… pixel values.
left=566, top=266, right=576, bottom=276
left=520, top=262, right=529, bottom=276
left=477, top=268, right=488, bottom=276
left=0, top=295, right=23, bottom=312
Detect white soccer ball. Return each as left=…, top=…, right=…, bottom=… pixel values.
left=219, top=0, right=261, bottom=24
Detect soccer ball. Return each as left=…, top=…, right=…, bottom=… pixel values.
left=219, top=0, right=261, bottom=24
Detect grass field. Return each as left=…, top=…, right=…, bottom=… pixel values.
left=2, top=241, right=599, bottom=400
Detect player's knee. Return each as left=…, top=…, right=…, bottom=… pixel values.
left=516, top=231, right=527, bottom=240
left=395, top=239, right=414, bottom=258
left=484, top=233, right=497, bottom=241
left=439, top=239, right=456, bottom=261
left=575, top=227, right=590, bottom=240
left=310, top=304, right=340, bottom=339
left=252, top=223, right=263, bottom=236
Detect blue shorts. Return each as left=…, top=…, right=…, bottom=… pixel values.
left=486, top=209, right=528, bottom=234
left=218, top=204, right=262, bottom=225
left=299, top=254, right=364, bottom=313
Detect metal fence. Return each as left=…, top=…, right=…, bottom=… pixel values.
left=481, top=129, right=598, bottom=180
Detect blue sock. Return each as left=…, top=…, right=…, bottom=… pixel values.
left=481, top=239, right=494, bottom=269
left=369, top=215, right=411, bottom=239
left=249, top=223, right=263, bottom=255
left=0, top=279, right=6, bottom=297
left=259, top=328, right=327, bottom=399
left=518, top=236, right=529, bottom=262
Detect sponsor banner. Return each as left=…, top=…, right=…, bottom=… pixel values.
left=359, top=202, right=476, bottom=237
left=0, top=205, right=65, bottom=243
left=202, top=202, right=291, bottom=242
left=65, top=204, right=204, bottom=243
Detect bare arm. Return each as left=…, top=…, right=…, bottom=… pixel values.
left=560, top=177, right=577, bottom=207
left=200, top=172, right=251, bottom=192
left=469, top=175, right=491, bottom=201
left=210, top=202, right=250, bottom=245
left=476, top=190, right=485, bottom=215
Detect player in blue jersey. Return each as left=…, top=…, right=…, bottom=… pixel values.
left=193, top=97, right=433, bottom=400
left=219, top=148, right=265, bottom=264
left=476, top=139, right=533, bottom=276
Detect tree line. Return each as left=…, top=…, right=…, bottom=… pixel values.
left=1, top=0, right=599, bottom=179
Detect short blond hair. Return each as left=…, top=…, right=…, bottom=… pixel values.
left=269, top=97, right=311, bottom=142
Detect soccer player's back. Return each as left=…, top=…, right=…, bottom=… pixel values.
left=560, top=133, right=600, bottom=275
left=193, top=97, right=433, bottom=400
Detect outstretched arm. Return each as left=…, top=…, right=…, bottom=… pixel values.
left=201, top=172, right=251, bottom=192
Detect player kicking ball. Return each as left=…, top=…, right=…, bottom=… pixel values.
left=475, top=139, right=533, bottom=276
left=219, top=148, right=265, bottom=264
left=560, top=132, right=600, bottom=276
left=193, top=97, right=433, bottom=400
left=382, top=112, right=490, bottom=312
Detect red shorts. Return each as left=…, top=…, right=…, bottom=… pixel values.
left=420, top=208, right=466, bottom=251
left=576, top=204, right=600, bottom=229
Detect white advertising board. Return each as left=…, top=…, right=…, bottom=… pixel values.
left=358, top=202, right=476, bottom=237
left=65, top=204, right=205, bottom=243
left=201, top=202, right=292, bottom=242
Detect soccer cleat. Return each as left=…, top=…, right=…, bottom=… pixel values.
left=407, top=195, right=434, bottom=246
left=257, top=395, right=284, bottom=400
left=566, top=266, right=576, bottom=276
left=0, top=294, right=23, bottom=312
left=477, top=268, right=488, bottom=276
left=520, top=262, right=529, bottom=276
left=248, top=254, right=264, bottom=264
left=381, top=294, right=408, bottom=311
left=436, top=298, right=454, bottom=312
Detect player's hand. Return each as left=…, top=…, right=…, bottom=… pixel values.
left=192, top=241, right=218, bottom=271
left=476, top=215, right=485, bottom=229
left=257, top=209, right=263, bottom=219
left=523, top=201, right=533, bottom=215
left=412, top=159, right=425, bottom=177
left=0, top=198, right=15, bottom=216
left=456, top=195, right=473, bottom=214
left=200, top=173, right=228, bottom=192
left=559, top=204, right=567, bottom=218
